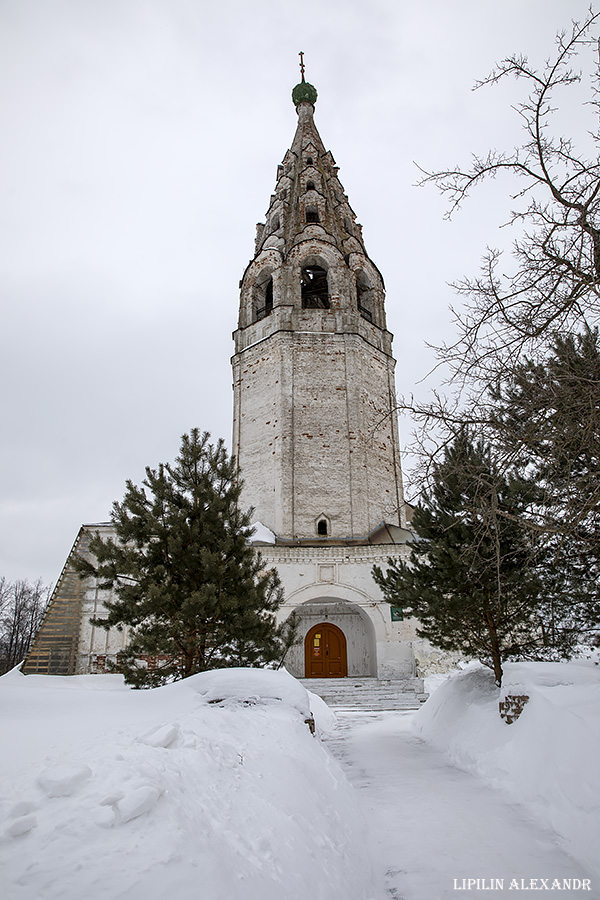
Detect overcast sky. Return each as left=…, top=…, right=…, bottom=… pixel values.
left=0, top=0, right=594, bottom=585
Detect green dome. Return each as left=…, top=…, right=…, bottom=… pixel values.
left=292, top=81, right=317, bottom=106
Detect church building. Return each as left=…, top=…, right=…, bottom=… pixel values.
left=23, top=69, right=435, bottom=689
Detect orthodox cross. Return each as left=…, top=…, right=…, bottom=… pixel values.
left=299, top=51, right=306, bottom=82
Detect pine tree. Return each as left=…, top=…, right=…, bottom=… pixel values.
left=485, top=328, right=600, bottom=648
left=373, top=433, right=575, bottom=686
left=74, top=429, right=291, bottom=688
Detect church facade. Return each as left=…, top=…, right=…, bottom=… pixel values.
left=23, top=74, right=438, bottom=686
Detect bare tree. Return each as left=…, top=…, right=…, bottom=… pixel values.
left=0, top=578, right=51, bottom=674
left=418, top=10, right=600, bottom=387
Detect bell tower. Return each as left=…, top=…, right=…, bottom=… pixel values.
left=232, top=68, right=405, bottom=542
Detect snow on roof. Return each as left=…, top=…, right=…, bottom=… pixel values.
left=249, top=521, right=276, bottom=544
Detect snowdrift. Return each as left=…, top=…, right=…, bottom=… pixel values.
left=414, top=660, right=600, bottom=881
left=0, top=667, right=370, bottom=900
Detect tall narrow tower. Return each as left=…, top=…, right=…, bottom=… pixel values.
left=232, top=72, right=405, bottom=542
left=232, top=69, right=424, bottom=686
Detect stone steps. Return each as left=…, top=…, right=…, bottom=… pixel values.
left=299, top=676, right=428, bottom=711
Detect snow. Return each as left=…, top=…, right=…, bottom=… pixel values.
left=413, top=660, right=600, bottom=883
left=249, top=521, right=276, bottom=544
left=328, top=708, right=594, bottom=899
left=306, top=689, right=339, bottom=737
left=0, top=667, right=371, bottom=900
left=37, top=763, right=93, bottom=797
left=1, top=660, right=598, bottom=899
left=190, top=665, right=311, bottom=717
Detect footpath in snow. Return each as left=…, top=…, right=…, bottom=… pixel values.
left=323, top=663, right=599, bottom=900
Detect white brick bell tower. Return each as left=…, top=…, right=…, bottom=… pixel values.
left=232, top=72, right=405, bottom=542
left=231, top=64, right=426, bottom=688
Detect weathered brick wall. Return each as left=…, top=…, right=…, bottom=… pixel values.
left=233, top=322, right=403, bottom=540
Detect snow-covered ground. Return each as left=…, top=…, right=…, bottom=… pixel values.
left=329, top=659, right=599, bottom=899
left=0, top=667, right=370, bottom=900
left=1, top=661, right=598, bottom=900
left=414, top=660, right=600, bottom=886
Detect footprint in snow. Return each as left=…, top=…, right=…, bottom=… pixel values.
left=5, top=802, right=39, bottom=838
left=5, top=814, right=37, bottom=838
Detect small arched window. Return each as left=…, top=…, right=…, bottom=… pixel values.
left=307, top=156, right=314, bottom=165
left=317, top=519, right=328, bottom=536
left=271, top=216, right=280, bottom=231
left=306, top=180, right=316, bottom=191
left=301, top=265, right=330, bottom=309
left=306, top=206, right=319, bottom=224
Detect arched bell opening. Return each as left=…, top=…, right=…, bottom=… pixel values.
left=356, top=270, right=374, bottom=323
left=301, top=264, right=330, bottom=309
left=253, top=274, right=274, bottom=321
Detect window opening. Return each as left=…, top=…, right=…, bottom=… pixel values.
left=306, top=206, right=319, bottom=224
left=265, top=279, right=273, bottom=314
left=271, top=216, right=280, bottom=231
left=307, top=157, right=314, bottom=165
left=306, top=180, right=315, bottom=191
left=356, top=271, right=374, bottom=323
left=255, top=276, right=274, bottom=321
left=317, top=519, right=328, bottom=536
left=301, top=266, right=330, bottom=309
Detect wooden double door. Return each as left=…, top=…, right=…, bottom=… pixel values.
left=305, top=622, right=347, bottom=678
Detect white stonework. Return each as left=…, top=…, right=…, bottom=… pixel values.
left=260, top=543, right=420, bottom=681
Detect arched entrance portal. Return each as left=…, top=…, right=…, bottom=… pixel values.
left=304, top=622, right=348, bottom=678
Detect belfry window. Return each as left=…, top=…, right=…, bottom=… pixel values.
left=255, top=276, right=274, bottom=321
left=264, top=278, right=273, bottom=315
left=306, top=180, right=316, bottom=191
left=356, top=271, right=374, bottom=323
left=306, top=206, right=319, bottom=224
left=301, top=265, right=330, bottom=309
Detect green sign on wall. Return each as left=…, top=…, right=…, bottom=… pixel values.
left=390, top=606, right=404, bottom=622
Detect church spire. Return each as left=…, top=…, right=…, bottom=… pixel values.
left=252, top=65, right=369, bottom=264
